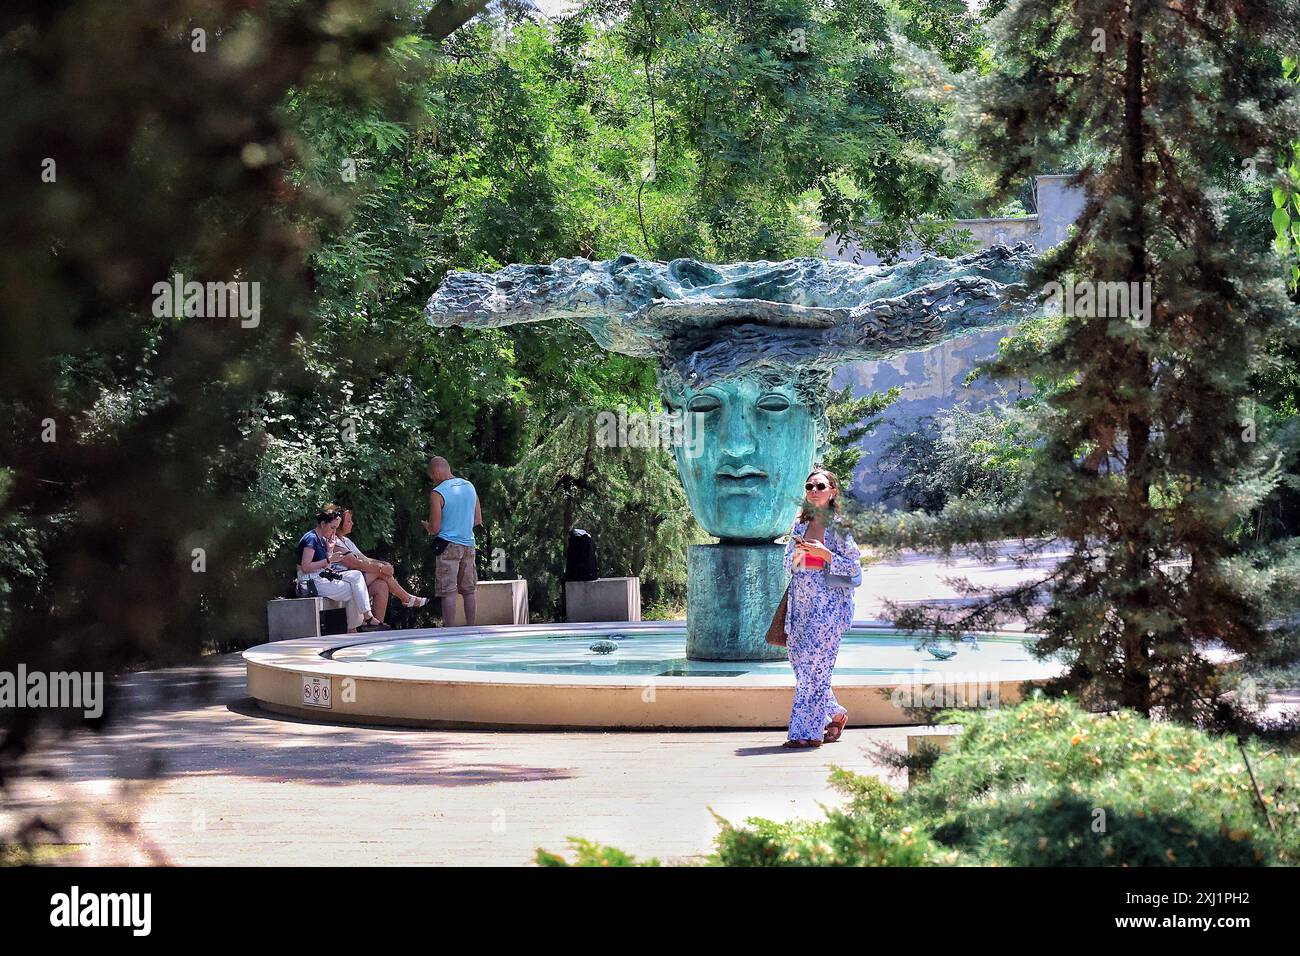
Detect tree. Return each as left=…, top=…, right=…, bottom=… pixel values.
left=272, top=13, right=691, bottom=617
left=820, top=385, right=900, bottom=481
left=857, top=0, right=1300, bottom=726
left=587, top=0, right=981, bottom=262
left=504, top=406, right=705, bottom=617
left=877, top=403, right=1036, bottom=513
left=0, top=0, right=441, bottom=854
left=421, top=0, right=494, bottom=41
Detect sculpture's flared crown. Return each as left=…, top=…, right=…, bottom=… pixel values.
left=427, top=246, right=1040, bottom=541
left=426, top=245, right=1037, bottom=385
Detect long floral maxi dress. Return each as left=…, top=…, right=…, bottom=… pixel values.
left=783, top=519, right=862, bottom=742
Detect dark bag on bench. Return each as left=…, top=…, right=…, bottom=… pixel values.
left=565, top=528, right=598, bottom=581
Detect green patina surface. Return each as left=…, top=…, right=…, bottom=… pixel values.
left=668, top=375, right=818, bottom=543
left=687, top=543, right=788, bottom=662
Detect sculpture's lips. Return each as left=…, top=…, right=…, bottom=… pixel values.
left=716, top=468, right=767, bottom=491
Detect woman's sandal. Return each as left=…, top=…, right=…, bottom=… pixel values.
left=404, top=596, right=429, bottom=609
left=782, top=738, right=823, bottom=749
left=824, top=713, right=848, bottom=743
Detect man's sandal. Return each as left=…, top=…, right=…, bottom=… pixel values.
left=824, top=713, right=848, bottom=743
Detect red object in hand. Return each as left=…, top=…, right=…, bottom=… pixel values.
left=795, top=538, right=826, bottom=567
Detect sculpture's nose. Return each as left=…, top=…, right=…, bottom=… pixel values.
left=718, top=400, right=757, bottom=460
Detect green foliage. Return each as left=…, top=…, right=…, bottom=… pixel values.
left=588, top=0, right=979, bottom=262
left=878, top=403, right=1037, bottom=513
left=255, top=14, right=693, bottom=616
left=712, top=769, right=950, bottom=866
left=906, top=697, right=1300, bottom=866
left=0, top=0, right=422, bottom=678
left=502, top=406, right=706, bottom=618
left=0, top=470, right=52, bottom=640
left=890, top=0, right=992, bottom=75
left=820, top=385, right=899, bottom=480
left=536, top=837, right=660, bottom=867
left=1277, top=56, right=1300, bottom=291
left=543, top=698, right=1300, bottom=866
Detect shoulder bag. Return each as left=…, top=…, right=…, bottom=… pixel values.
left=764, top=585, right=790, bottom=646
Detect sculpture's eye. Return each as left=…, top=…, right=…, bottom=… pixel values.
left=688, top=394, right=722, bottom=413
left=661, top=396, right=679, bottom=415
left=757, top=393, right=791, bottom=412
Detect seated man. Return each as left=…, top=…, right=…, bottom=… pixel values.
left=331, top=507, right=428, bottom=625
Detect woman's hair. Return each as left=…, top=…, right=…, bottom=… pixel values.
left=315, top=503, right=343, bottom=526
left=798, top=466, right=840, bottom=522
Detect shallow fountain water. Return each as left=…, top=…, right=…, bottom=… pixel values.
left=329, top=627, right=1047, bottom=679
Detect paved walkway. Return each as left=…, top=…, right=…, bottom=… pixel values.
left=3, top=655, right=947, bottom=865
left=853, top=540, right=1067, bottom=627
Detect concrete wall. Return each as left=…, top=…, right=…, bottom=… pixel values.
left=822, top=175, right=1084, bottom=503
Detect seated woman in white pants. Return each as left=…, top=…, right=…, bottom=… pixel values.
left=296, top=507, right=387, bottom=632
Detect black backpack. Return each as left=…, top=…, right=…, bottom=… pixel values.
left=564, top=528, right=598, bottom=582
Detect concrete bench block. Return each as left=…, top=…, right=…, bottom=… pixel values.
left=446, top=579, right=529, bottom=626
left=267, top=596, right=345, bottom=641
left=565, top=577, right=642, bottom=623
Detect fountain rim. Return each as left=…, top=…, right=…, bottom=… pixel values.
left=245, top=620, right=1039, bottom=690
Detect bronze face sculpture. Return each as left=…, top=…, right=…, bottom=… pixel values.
left=427, top=246, right=1037, bottom=657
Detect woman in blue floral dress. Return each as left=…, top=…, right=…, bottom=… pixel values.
left=782, top=467, right=862, bottom=748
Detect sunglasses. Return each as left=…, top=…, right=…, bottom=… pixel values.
left=805, top=482, right=830, bottom=492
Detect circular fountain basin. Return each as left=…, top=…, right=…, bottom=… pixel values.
left=244, top=621, right=1061, bottom=729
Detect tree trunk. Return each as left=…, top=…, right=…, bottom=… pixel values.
left=1119, top=13, right=1153, bottom=716
left=421, top=0, right=492, bottom=42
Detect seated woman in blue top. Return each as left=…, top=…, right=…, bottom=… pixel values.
left=782, top=467, right=863, bottom=748
left=297, top=505, right=387, bottom=632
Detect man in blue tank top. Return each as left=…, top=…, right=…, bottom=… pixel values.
left=422, top=456, right=482, bottom=627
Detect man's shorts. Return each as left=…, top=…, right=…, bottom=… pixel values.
left=435, top=543, right=477, bottom=596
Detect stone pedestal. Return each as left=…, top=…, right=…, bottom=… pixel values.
left=266, top=596, right=346, bottom=642
left=565, top=577, right=642, bottom=623
left=686, top=543, right=788, bottom=661
left=444, top=579, right=529, bottom=626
